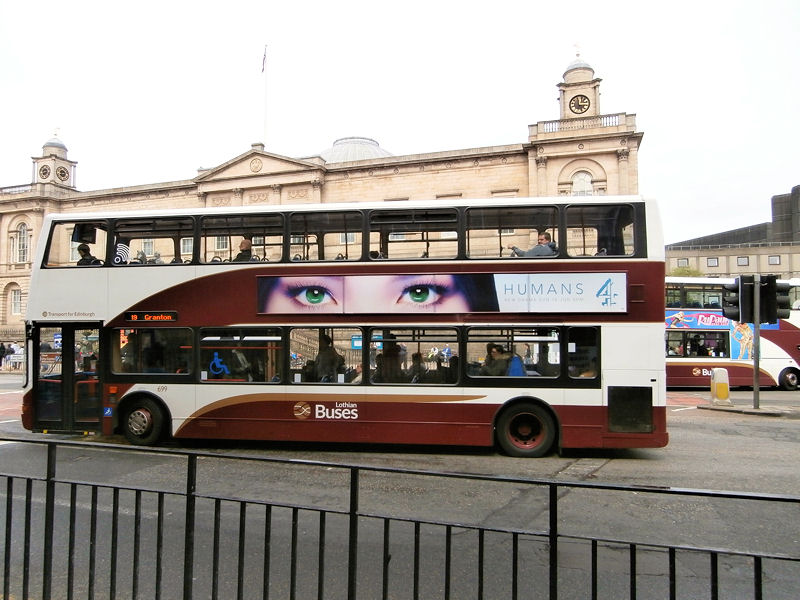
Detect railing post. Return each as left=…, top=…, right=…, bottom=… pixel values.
left=549, top=483, right=558, bottom=600
left=183, top=454, right=197, bottom=600
left=347, top=467, right=359, bottom=600
left=42, top=442, right=56, bottom=600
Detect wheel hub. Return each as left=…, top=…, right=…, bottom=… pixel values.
left=511, top=415, right=542, bottom=447
left=128, top=409, right=152, bottom=436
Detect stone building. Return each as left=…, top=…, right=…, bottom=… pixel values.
left=666, top=185, right=800, bottom=296
left=0, top=55, right=643, bottom=339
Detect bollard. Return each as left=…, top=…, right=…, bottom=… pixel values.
left=710, top=368, right=733, bottom=406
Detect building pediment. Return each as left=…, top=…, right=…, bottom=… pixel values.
left=194, top=147, right=324, bottom=184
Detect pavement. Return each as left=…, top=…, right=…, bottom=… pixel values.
left=667, top=390, right=800, bottom=418
left=697, top=403, right=800, bottom=418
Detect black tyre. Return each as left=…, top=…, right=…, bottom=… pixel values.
left=496, top=402, right=556, bottom=458
left=779, top=368, right=798, bottom=391
left=123, top=397, right=166, bottom=446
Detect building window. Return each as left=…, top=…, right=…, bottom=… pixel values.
left=571, top=171, right=593, bottom=196
left=677, top=258, right=689, bottom=268
left=768, top=255, right=781, bottom=265
left=181, top=238, right=193, bottom=256
left=17, top=224, right=29, bottom=263
left=10, top=289, right=22, bottom=315
left=737, top=256, right=749, bottom=267
left=10, top=223, right=30, bottom=264
left=707, top=257, right=719, bottom=267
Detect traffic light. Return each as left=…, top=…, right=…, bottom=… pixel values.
left=776, top=280, right=792, bottom=320
left=759, top=275, right=792, bottom=323
left=722, top=276, right=754, bottom=323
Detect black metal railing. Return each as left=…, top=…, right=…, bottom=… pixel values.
left=1, top=436, right=798, bottom=599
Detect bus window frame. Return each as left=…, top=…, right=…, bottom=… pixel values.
left=563, top=203, right=638, bottom=258
left=200, top=213, right=284, bottom=263
left=368, top=207, right=459, bottom=261
left=43, top=219, right=110, bottom=268
left=287, top=210, right=363, bottom=262
left=111, top=216, right=196, bottom=266
left=465, top=205, right=559, bottom=259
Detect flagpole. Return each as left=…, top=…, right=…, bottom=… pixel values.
left=261, top=45, right=268, bottom=147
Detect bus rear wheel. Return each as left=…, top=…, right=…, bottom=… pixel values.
left=496, top=402, right=556, bottom=458
left=123, top=397, right=166, bottom=446
left=779, top=368, right=799, bottom=391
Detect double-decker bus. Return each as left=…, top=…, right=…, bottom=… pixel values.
left=665, top=276, right=800, bottom=389
left=22, top=196, right=667, bottom=457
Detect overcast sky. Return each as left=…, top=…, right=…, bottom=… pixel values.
left=1, top=0, right=797, bottom=244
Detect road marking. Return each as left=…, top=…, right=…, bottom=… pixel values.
left=556, top=459, right=609, bottom=479
left=0, top=419, right=20, bottom=423
left=671, top=407, right=697, bottom=412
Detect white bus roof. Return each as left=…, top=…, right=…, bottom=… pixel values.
left=41, top=195, right=653, bottom=222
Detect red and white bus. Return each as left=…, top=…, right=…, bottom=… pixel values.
left=665, top=276, right=800, bottom=389
left=22, top=196, right=667, bottom=457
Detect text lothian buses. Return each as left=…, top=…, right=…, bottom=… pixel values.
left=665, top=276, right=800, bottom=389
left=23, top=196, right=667, bottom=457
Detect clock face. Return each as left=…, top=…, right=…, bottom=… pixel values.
left=56, top=166, right=70, bottom=181
left=39, top=165, right=51, bottom=180
left=569, top=94, right=590, bottom=114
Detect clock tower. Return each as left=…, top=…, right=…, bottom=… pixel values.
left=557, top=52, right=601, bottom=119
left=32, top=135, right=77, bottom=188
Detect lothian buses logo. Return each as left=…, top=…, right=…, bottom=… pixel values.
left=293, top=402, right=312, bottom=419
left=293, top=401, right=359, bottom=420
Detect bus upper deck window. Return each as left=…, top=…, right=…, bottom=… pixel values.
left=45, top=221, right=108, bottom=267
left=200, top=214, right=284, bottom=263
left=465, top=206, right=558, bottom=259
left=565, top=204, right=636, bottom=257
left=369, top=208, right=458, bottom=260
left=112, top=217, right=194, bottom=265
left=289, top=211, right=362, bottom=262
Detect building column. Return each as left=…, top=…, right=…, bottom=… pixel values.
left=535, top=155, right=548, bottom=197
left=311, top=177, right=323, bottom=203
left=270, top=184, right=282, bottom=204
left=617, top=148, right=630, bottom=195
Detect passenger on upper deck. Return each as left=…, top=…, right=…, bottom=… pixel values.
left=233, top=238, right=252, bottom=262
left=76, top=243, right=101, bottom=265
left=507, top=232, right=557, bottom=257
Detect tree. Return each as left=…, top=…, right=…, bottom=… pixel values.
left=670, top=266, right=703, bottom=277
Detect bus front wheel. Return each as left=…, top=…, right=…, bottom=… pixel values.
left=123, top=397, right=166, bottom=446
left=779, top=368, right=799, bottom=391
left=496, top=402, right=556, bottom=458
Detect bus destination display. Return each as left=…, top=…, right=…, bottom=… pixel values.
left=124, top=311, right=178, bottom=322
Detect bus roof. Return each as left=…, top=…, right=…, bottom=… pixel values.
left=41, top=195, right=653, bottom=222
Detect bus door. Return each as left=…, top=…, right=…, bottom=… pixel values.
left=32, top=323, right=102, bottom=433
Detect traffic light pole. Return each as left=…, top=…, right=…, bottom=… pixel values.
left=752, top=274, right=761, bottom=409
